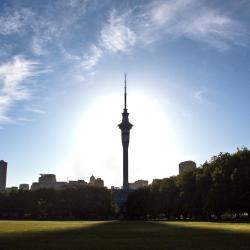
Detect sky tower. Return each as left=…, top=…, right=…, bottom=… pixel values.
left=118, top=74, right=133, bottom=190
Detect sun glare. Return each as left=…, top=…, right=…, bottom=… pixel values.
left=57, top=92, right=180, bottom=187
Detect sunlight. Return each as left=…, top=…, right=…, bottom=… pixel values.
left=57, top=92, right=180, bottom=187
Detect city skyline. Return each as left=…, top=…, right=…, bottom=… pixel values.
left=1, top=0, right=250, bottom=188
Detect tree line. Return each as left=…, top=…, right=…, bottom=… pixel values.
left=0, top=186, right=114, bottom=219
left=126, top=148, right=250, bottom=220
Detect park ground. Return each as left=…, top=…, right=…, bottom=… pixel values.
left=0, top=220, right=250, bottom=250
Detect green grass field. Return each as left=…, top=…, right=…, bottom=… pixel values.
left=0, top=220, right=250, bottom=250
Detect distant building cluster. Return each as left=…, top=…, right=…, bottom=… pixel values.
left=30, top=174, right=104, bottom=190
left=0, top=160, right=149, bottom=192
left=0, top=160, right=106, bottom=192
left=179, top=160, right=197, bottom=175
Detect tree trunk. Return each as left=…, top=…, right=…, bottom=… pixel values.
left=236, top=211, right=240, bottom=220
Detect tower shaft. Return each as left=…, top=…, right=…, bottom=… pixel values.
left=123, top=146, right=128, bottom=189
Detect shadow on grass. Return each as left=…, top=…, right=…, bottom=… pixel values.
left=1, top=220, right=250, bottom=250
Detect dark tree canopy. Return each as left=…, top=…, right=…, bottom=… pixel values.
left=0, top=186, right=114, bottom=219
left=126, top=148, right=250, bottom=220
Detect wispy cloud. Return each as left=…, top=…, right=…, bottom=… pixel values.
left=193, top=88, right=208, bottom=103
left=81, top=45, right=103, bottom=70
left=16, top=117, right=34, bottom=122
left=100, top=10, right=136, bottom=52
left=142, top=0, right=247, bottom=50
left=81, top=10, right=136, bottom=69
left=0, top=56, right=40, bottom=124
left=0, top=8, right=33, bottom=35
left=25, top=105, right=46, bottom=114
left=80, top=0, right=247, bottom=70
left=29, top=0, right=91, bottom=55
left=0, top=1, right=91, bottom=56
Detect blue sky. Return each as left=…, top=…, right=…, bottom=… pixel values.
left=0, top=0, right=250, bottom=188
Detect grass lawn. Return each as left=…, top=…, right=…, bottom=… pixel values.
left=0, top=220, right=250, bottom=250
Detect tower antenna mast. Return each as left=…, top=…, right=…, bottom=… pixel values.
left=124, top=73, right=127, bottom=110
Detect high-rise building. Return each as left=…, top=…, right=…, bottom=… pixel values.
left=89, top=175, right=96, bottom=185
left=6, top=187, right=18, bottom=193
left=68, top=180, right=87, bottom=187
left=179, top=161, right=196, bottom=175
left=89, top=175, right=104, bottom=187
left=94, top=178, right=104, bottom=187
left=39, top=174, right=56, bottom=185
left=31, top=174, right=67, bottom=190
left=0, top=160, right=7, bottom=191
left=19, top=184, right=29, bottom=190
left=118, top=75, right=133, bottom=190
left=129, top=180, right=148, bottom=190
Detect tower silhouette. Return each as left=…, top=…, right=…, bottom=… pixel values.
left=118, top=74, right=133, bottom=190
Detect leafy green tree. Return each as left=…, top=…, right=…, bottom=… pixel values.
left=160, top=177, right=180, bottom=219
left=229, top=148, right=250, bottom=218
left=204, top=153, right=231, bottom=219
left=126, top=187, right=150, bottom=219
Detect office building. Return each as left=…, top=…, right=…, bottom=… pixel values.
left=179, top=161, right=196, bottom=175
left=0, top=160, right=7, bottom=191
